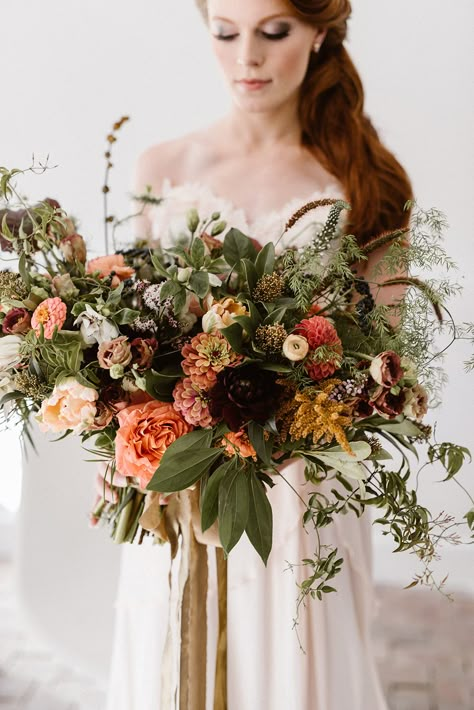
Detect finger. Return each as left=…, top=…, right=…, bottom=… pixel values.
left=95, top=473, right=118, bottom=503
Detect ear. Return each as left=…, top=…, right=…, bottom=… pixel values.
left=314, top=28, right=328, bottom=46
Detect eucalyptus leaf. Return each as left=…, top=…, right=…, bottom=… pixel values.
left=189, top=271, right=210, bottom=298
left=191, top=238, right=205, bottom=269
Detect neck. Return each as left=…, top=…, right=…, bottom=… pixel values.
left=224, top=98, right=303, bottom=152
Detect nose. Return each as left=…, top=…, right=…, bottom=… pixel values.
left=236, top=33, right=263, bottom=67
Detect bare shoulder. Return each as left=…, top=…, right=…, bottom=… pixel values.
left=134, top=128, right=218, bottom=194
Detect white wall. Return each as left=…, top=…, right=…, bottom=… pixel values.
left=1, top=0, right=473, bottom=615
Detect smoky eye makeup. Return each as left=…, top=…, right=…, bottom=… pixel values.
left=210, top=21, right=292, bottom=41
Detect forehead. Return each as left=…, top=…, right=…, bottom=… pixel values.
left=207, top=0, right=295, bottom=24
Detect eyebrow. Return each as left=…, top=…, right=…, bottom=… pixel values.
left=211, top=13, right=291, bottom=23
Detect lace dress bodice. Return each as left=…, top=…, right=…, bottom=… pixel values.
left=148, top=176, right=347, bottom=252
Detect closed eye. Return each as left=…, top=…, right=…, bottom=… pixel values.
left=213, top=31, right=290, bottom=42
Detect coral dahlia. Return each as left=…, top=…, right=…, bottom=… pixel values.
left=294, top=315, right=343, bottom=381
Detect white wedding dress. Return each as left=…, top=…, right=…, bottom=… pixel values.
left=105, top=178, right=389, bottom=710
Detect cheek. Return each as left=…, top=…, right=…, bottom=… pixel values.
left=212, top=42, right=235, bottom=74
left=274, top=43, right=310, bottom=83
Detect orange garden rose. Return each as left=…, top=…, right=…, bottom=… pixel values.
left=86, top=254, right=135, bottom=288
left=115, top=400, right=193, bottom=488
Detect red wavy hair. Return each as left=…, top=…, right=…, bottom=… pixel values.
left=196, top=0, right=413, bottom=243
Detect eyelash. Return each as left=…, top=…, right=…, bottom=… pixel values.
left=214, top=31, right=290, bottom=42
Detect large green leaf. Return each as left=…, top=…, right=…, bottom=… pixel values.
left=223, top=228, right=256, bottom=267
left=200, top=459, right=234, bottom=532
left=147, top=446, right=223, bottom=492
left=220, top=322, right=245, bottom=354
left=189, top=271, right=210, bottom=298
left=218, top=465, right=250, bottom=554
left=241, top=259, right=258, bottom=293
left=246, top=471, right=273, bottom=565
left=191, top=238, right=205, bottom=269
left=255, top=242, right=275, bottom=277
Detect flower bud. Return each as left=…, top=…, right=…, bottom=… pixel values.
left=51, top=273, right=79, bottom=301
left=282, top=334, right=309, bottom=361
left=23, top=286, right=50, bottom=310
left=110, top=364, right=125, bottom=380
left=211, top=221, right=226, bottom=236
left=177, top=267, right=193, bottom=283
left=211, top=212, right=221, bottom=221
left=186, top=208, right=200, bottom=233
left=60, top=233, right=87, bottom=264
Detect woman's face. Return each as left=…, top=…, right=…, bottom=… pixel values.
left=207, top=0, right=326, bottom=113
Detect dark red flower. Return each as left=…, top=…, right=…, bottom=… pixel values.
left=130, top=337, right=158, bottom=370
left=371, top=387, right=406, bottom=419
left=2, top=308, right=31, bottom=334
left=209, top=364, right=280, bottom=431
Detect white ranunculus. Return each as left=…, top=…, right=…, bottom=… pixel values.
left=0, top=334, right=24, bottom=370
left=73, top=304, right=119, bottom=345
left=282, top=334, right=309, bottom=362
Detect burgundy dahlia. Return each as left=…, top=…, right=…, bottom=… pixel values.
left=209, top=364, right=280, bottom=431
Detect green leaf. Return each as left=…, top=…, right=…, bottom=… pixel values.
left=150, top=253, right=170, bottom=279
left=220, top=322, right=245, bottom=354
left=191, top=238, right=205, bottom=270
left=255, top=242, right=275, bottom=277
left=248, top=421, right=272, bottom=465
left=241, top=259, right=258, bottom=293
left=189, top=271, right=210, bottom=299
left=263, top=305, right=288, bottom=325
left=233, top=314, right=256, bottom=337
left=218, top=465, right=250, bottom=555
left=18, top=253, right=31, bottom=289
left=223, top=228, right=256, bottom=267
left=105, top=281, right=124, bottom=307
left=144, top=367, right=184, bottom=402
left=246, top=471, right=273, bottom=565
left=200, top=459, right=234, bottom=532
left=147, top=446, right=223, bottom=492
left=159, top=280, right=182, bottom=301
left=113, top=308, right=140, bottom=325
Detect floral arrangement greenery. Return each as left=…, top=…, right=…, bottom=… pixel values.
left=0, top=137, right=472, bottom=608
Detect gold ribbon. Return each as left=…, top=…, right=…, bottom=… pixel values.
left=139, top=487, right=228, bottom=710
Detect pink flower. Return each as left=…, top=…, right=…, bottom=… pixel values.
left=173, top=377, right=217, bottom=428
left=31, top=297, right=67, bottom=339
left=98, top=336, right=132, bottom=369
left=36, top=377, right=98, bottom=433
left=87, top=254, right=135, bottom=288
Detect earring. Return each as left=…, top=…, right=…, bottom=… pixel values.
left=313, top=42, right=321, bottom=53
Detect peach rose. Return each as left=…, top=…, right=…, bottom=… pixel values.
left=115, top=400, right=193, bottom=488
left=36, top=377, right=98, bottom=434
left=98, top=335, right=132, bottom=369
left=86, top=254, right=135, bottom=288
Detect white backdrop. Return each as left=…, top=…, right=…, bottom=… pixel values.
left=1, top=0, right=473, bottom=629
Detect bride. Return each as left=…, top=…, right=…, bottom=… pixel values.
left=98, top=1, right=413, bottom=708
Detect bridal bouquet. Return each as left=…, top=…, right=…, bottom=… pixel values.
left=0, top=155, right=472, bottom=600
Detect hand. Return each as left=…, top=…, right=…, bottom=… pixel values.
left=89, top=461, right=128, bottom=527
